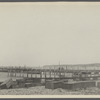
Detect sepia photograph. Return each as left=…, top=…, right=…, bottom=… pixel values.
left=0, top=2, right=100, bottom=97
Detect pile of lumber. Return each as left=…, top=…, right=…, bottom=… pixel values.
left=0, top=78, right=13, bottom=89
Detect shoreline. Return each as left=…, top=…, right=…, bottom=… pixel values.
left=0, top=86, right=100, bottom=95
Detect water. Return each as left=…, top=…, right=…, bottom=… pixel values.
left=0, top=72, right=25, bottom=83
left=0, top=72, right=8, bottom=82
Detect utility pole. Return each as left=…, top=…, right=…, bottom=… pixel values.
left=59, top=61, right=61, bottom=79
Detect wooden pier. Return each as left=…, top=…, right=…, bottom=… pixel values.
left=3, top=65, right=100, bottom=81
left=0, top=65, right=100, bottom=89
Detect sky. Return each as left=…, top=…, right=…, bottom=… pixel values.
left=0, top=2, right=100, bottom=67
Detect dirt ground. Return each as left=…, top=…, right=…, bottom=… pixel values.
left=0, top=86, right=100, bottom=95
